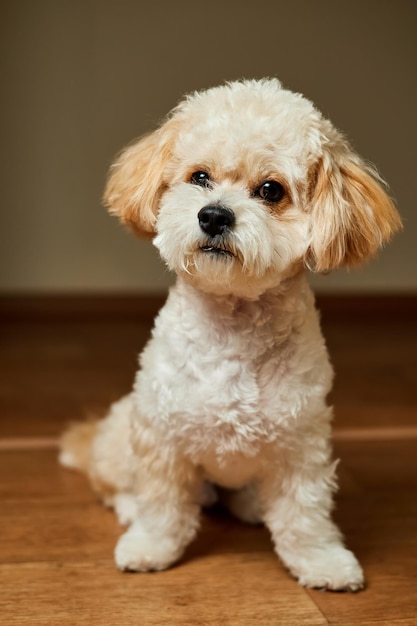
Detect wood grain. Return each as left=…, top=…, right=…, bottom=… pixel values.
left=0, top=559, right=328, bottom=626
left=1, top=443, right=417, bottom=624
left=0, top=297, right=416, bottom=624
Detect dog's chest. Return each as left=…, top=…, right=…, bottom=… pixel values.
left=135, top=292, right=301, bottom=458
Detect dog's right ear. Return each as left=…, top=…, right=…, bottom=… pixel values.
left=103, top=118, right=179, bottom=237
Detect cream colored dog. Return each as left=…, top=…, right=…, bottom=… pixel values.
left=60, top=79, right=401, bottom=590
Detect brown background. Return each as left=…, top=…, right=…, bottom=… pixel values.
left=1, top=0, right=416, bottom=295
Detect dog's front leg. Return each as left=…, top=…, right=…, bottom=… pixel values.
left=114, top=448, right=202, bottom=573
left=260, top=441, right=364, bottom=591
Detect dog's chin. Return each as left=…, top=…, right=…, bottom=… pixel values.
left=189, top=245, right=239, bottom=282
left=174, top=250, right=286, bottom=299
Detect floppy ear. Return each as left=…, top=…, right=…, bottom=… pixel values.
left=103, top=118, right=179, bottom=237
left=307, top=148, right=402, bottom=272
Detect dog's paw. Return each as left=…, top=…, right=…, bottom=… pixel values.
left=290, top=545, right=365, bottom=592
left=115, top=525, right=183, bottom=572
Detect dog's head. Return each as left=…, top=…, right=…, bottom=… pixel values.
left=104, top=79, right=401, bottom=297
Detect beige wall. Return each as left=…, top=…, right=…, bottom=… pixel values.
left=1, top=0, right=416, bottom=294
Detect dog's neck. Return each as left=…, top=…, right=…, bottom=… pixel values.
left=173, top=271, right=315, bottom=329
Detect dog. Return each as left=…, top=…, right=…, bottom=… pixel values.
left=59, top=78, right=401, bottom=590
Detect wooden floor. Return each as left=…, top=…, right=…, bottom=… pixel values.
left=0, top=298, right=416, bottom=625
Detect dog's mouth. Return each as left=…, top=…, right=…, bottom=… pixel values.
left=199, top=245, right=235, bottom=258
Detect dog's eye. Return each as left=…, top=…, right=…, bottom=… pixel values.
left=256, top=181, right=285, bottom=203
left=190, top=171, right=211, bottom=188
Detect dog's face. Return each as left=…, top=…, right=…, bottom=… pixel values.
left=104, top=79, right=401, bottom=298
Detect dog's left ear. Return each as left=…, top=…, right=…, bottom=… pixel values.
left=103, top=118, right=179, bottom=237
left=307, top=143, right=402, bottom=272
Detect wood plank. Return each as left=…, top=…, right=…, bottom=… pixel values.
left=0, top=294, right=166, bottom=322
left=308, top=439, right=417, bottom=624
left=0, top=449, right=90, bottom=501
left=1, top=299, right=416, bottom=624
left=334, top=439, right=417, bottom=491
left=0, top=320, right=148, bottom=438
left=333, top=426, right=417, bottom=441
left=1, top=293, right=417, bottom=322
left=0, top=559, right=327, bottom=626
left=0, top=437, right=59, bottom=450
left=337, top=621, right=417, bottom=626
left=2, top=443, right=417, bottom=624
left=308, top=563, right=417, bottom=625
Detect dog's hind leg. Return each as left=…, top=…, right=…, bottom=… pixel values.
left=59, top=394, right=138, bottom=516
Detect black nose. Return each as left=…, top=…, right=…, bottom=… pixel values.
left=198, top=205, right=235, bottom=238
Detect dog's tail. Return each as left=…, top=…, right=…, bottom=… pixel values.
left=58, top=420, right=98, bottom=473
